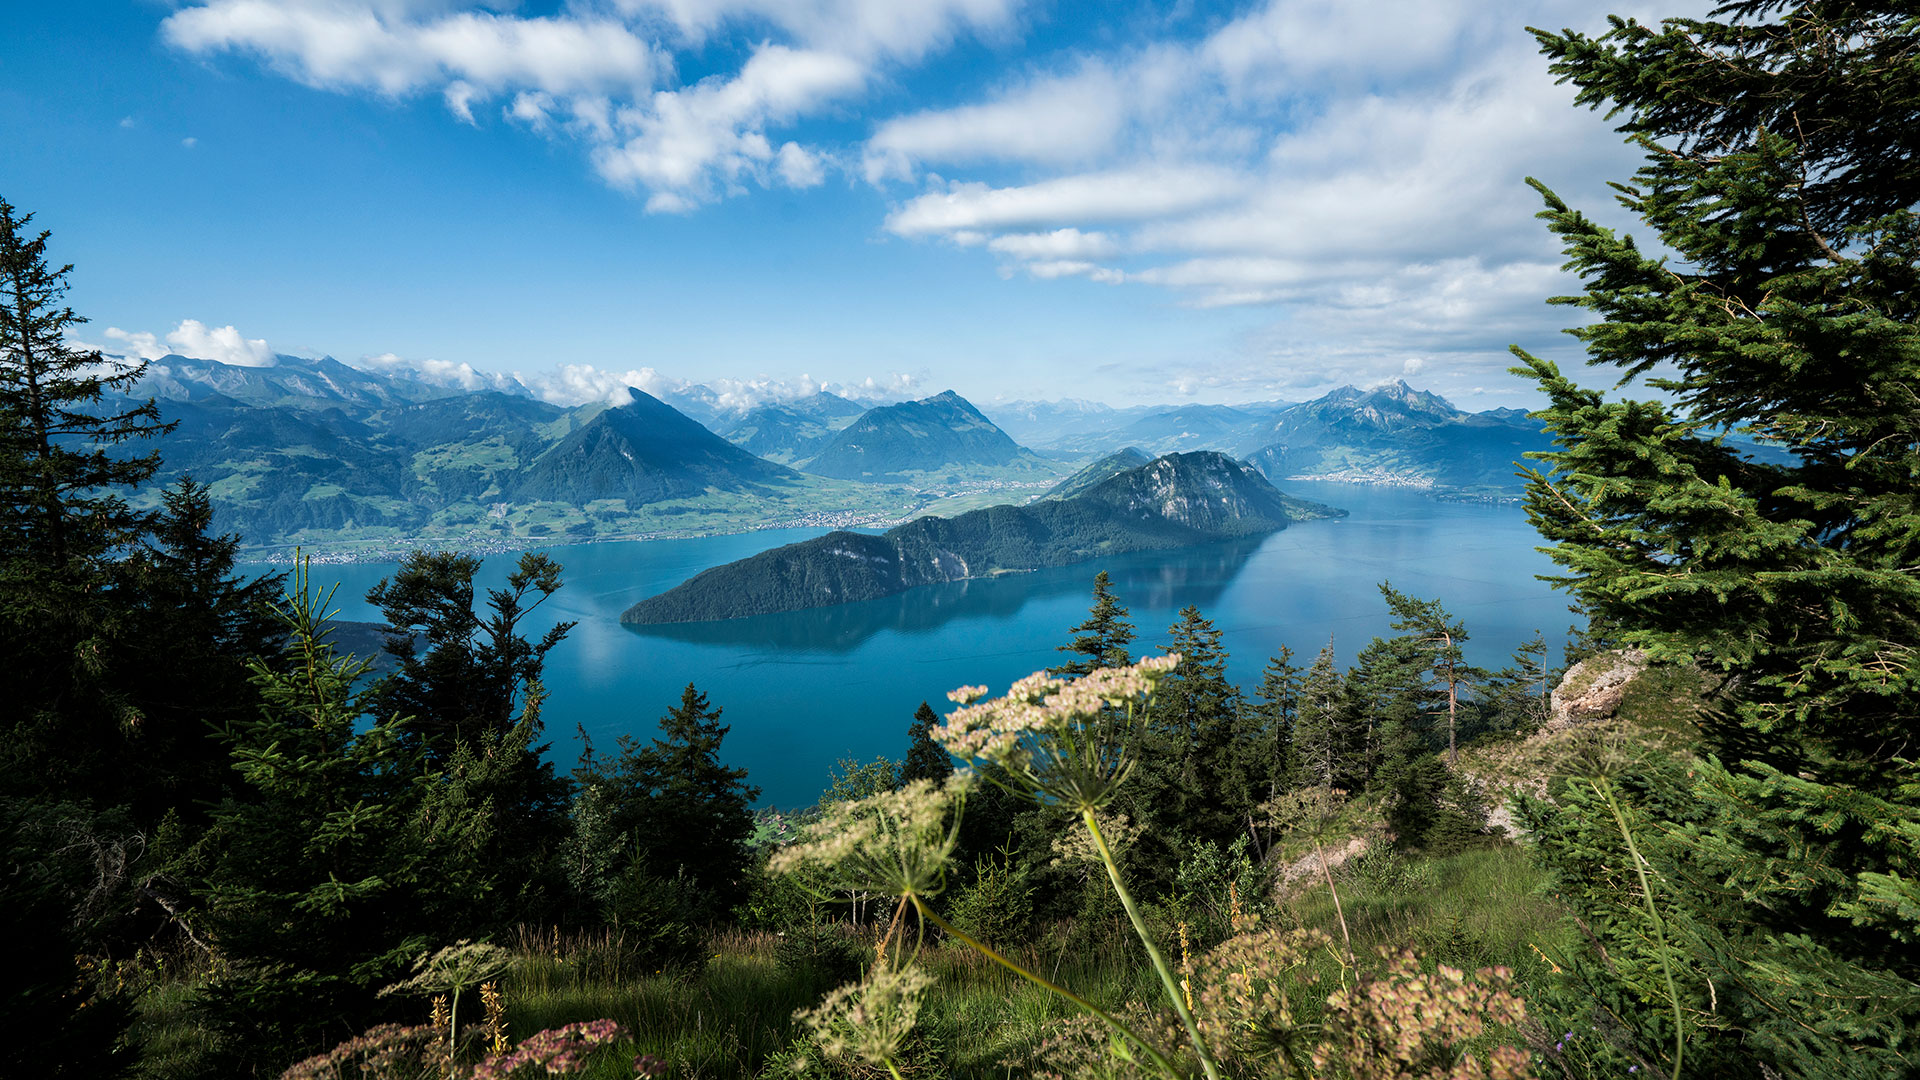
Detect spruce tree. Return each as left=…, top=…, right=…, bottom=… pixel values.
left=1290, top=642, right=1347, bottom=793
left=581, top=684, right=759, bottom=919
left=1241, top=648, right=1303, bottom=802
left=0, top=197, right=173, bottom=804
left=1142, top=606, right=1245, bottom=845
left=120, top=479, right=285, bottom=819
left=901, top=701, right=954, bottom=784
left=1051, top=570, right=1135, bottom=676
left=365, top=550, right=575, bottom=923
left=1515, top=5, right=1920, bottom=1074
left=192, top=562, right=494, bottom=1071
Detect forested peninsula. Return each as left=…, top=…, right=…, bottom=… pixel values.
left=623, top=451, right=1339, bottom=624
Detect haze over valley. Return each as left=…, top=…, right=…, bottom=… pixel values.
left=105, top=347, right=1557, bottom=560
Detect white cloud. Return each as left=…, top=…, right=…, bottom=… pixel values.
left=105, top=320, right=278, bottom=366
left=163, top=2, right=662, bottom=100
left=986, top=228, right=1120, bottom=259
left=592, top=44, right=863, bottom=206
left=169, top=319, right=277, bottom=366
left=886, top=166, right=1250, bottom=236
left=353, top=351, right=519, bottom=391
left=513, top=363, right=689, bottom=407
left=775, top=141, right=827, bottom=188
left=182, top=136, right=199, bottom=148
left=865, top=62, right=1127, bottom=180
left=835, top=371, right=922, bottom=402
left=162, top=0, right=1016, bottom=210
left=1403, top=357, right=1427, bottom=376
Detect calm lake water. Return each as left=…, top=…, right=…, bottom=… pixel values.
left=265, top=482, right=1577, bottom=809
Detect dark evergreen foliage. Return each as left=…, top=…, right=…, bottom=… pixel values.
left=901, top=701, right=955, bottom=785
left=574, top=684, right=760, bottom=923
left=1515, top=4, right=1920, bottom=1074
left=189, top=564, right=497, bottom=1071
left=1050, top=570, right=1136, bottom=677
left=0, top=197, right=174, bottom=806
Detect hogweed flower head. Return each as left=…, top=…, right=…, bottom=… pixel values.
left=795, top=963, right=935, bottom=1070
left=933, top=655, right=1179, bottom=811
left=769, top=771, right=971, bottom=899
left=382, top=940, right=514, bottom=999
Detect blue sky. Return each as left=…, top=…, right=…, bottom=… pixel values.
left=3, top=0, right=1688, bottom=411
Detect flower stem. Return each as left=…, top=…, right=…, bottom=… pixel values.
left=1595, top=778, right=1685, bottom=1080
left=909, top=896, right=1180, bottom=1078
left=1083, top=808, right=1224, bottom=1080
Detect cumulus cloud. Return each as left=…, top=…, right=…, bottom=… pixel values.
left=591, top=44, right=864, bottom=205
left=162, top=0, right=1016, bottom=211
left=509, top=363, right=686, bottom=407
left=353, top=351, right=523, bottom=392
left=104, top=320, right=277, bottom=367
left=853, top=0, right=1705, bottom=396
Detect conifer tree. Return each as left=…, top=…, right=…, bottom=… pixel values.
left=365, top=550, right=575, bottom=922
left=901, top=701, right=954, bottom=784
left=1051, top=570, right=1135, bottom=676
left=120, top=479, right=285, bottom=818
left=1290, top=642, right=1347, bottom=793
left=192, top=562, right=495, bottom=1070
left=1241, top=648, right=1303, bottom=802
left=1378, top=583, right=1473, bottom=763
left=1128, top=606, right=1244, bottom=847
left=1515, top=5, right=1920, bottom=1074
left=580, top=684, right=759, bottom=918
left=367, top=550, right=574, bottom=759
left=0, top=197, right=173, bottom=804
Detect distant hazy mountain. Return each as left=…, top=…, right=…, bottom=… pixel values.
left=802, top=390, right=1052, bottom=480
left=623, top=450, right=1340, bottom=624
left=1243, top=381, right=1549, bottom=493
left=1047, top=447, right=1153, bottom=499
left=720, top=392, right=865, bottom=464
left=985, top=399, right=1294, bottom=456
left=136, top=353, right=467, bottom=412
left=514, top=390, right=799, bottom=504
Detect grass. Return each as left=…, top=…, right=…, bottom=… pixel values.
left=471, top=845, right=1565, bottom=1079
left=116, top=845, right=1566, bottom=1078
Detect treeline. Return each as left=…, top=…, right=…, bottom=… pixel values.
left=0, top=184, right=1545, bottom=1079
left=0, top=198, right=759, bottom=1077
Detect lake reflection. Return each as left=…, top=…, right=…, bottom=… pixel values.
left=260, top=482, right=1575, bottom=809
left=627, top=534, right=1271, bottom=653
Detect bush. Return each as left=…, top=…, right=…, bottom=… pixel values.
left=772, top=924, right=869, bottom=989
left=599, top=866, right=706, bottom=973
left=945, top=849, right=1034, bottom=949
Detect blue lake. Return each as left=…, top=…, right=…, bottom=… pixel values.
left=269, top=481, right=1577, bottom=809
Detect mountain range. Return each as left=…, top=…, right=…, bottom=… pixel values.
left=622, top=451, right=1339, bottom=624
left=101, top=350, right=1565, bottom=550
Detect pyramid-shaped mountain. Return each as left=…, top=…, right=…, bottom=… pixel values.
left=516, top=389, right=798, bottom=505
left=802, top=390, right=1043, bottom=480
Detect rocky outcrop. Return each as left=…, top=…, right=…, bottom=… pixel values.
left=1548, top=649, right=1650, bottom=729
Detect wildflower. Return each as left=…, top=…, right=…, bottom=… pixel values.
left=769, top=771, right=971, bottom=899
left=480, top=980, right=509, bottom=1055
left=633, top=1053, right=667, bottom=1077
left=932, top=654, right=1179, bottom=811
left=794, top=963, right=934, bottom=1071
left=471, top=1019, right=625, bottom=1079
